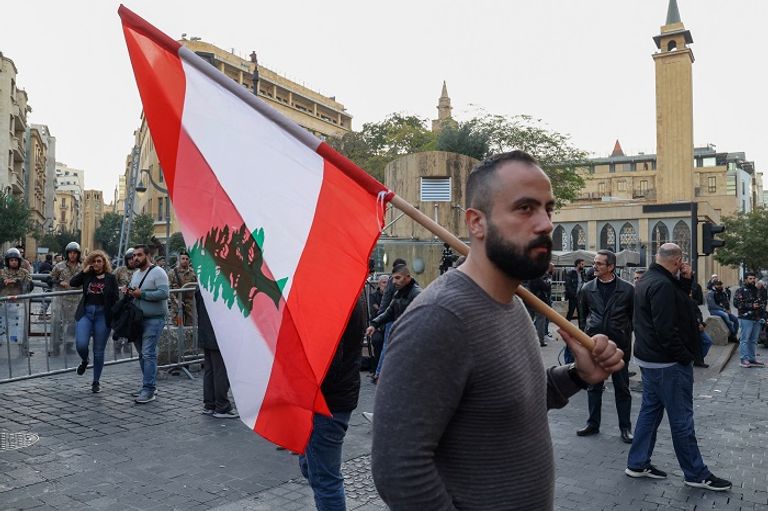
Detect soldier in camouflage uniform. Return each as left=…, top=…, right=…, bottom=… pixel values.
left=168, top=251, right=198, bottom=326
left=113, top=248, right=136, bottom=353
left=114, top=248, right=136, bottom=295
left=49, top=242, right=83, bottom=355
left=0, top=248, right=31, bottom=350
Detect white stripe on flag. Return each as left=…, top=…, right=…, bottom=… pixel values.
left=180, top=60, right=324, bottom=299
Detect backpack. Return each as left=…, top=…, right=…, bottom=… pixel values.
left=110, top=266, right=156, bottom=343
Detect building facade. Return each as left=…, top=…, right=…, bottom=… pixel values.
left=23, top=126, right=49, bottom=257
left=54, top=162, right=84, bottom=234
left=551, top=0, right=755, bottom=286
left=0, top=52, right=30, bottom=201
left=81, top=190, right=104, bottom=254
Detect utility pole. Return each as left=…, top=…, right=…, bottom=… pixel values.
left=117, top=146, right=140, bottom=258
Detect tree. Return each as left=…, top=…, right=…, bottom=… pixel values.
left=130, top=213, right=156, bottom=248
left=327, top=113, right=436, bottom=182
left=329, top=111, right=586, bottom=207
left=94, top=212, right=123, bottom=257
left=168, top=232, right=187, bottom=255
left=0, top=192, right=31, bottom=245
left=38, top=229, right=81, bottom=255
left=714, top=207, right=768, bottom=273
left=468, top=114, right=587, bottom=207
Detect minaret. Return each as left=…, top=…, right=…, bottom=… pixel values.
left=653, top=0, right=695, bottom=202
left=432, top=81, right=457, bottom=132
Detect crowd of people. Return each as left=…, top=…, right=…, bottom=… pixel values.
left=4, top=149, right=764, bottom=509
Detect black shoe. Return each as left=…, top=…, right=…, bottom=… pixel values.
left=91, top=382, right=101, bottom=393
left=577, top=425, right=599, bottom=437
left=539, top=341, right=548, bottom=347
left=684, top=474, right=732, bottom=491
left=620, top=428, right=634, bottom=444
left=77, top=359, right=88, bottom=375
left=625, top=465, right=667, bottom=479
left=693, top=360, right=709, bottom=368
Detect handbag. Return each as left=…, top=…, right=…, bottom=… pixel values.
left=111, top=265, right=156, bottom=343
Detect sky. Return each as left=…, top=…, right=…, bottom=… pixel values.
left=3, top=0, right=767, bottom=198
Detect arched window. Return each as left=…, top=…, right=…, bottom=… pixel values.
left=673, top=220, right=691, bottom=260
left=553, top=226, right=564, bottom=251
left=651, top=221, right=670, bottom=256
left=600, top=224, right=617, bottom=252
left=571, top=224, right=586, bottom=251
left=667, top=40, right=677, bottom=52
left=619, top=223, right=638, bottom=251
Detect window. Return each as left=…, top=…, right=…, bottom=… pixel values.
left=742, top=182, right=746, bottom=196
left=619, top=223, right=638, bottom=251
left=609, top=164, right=616, bottom=174
left=640, top=180, right=649, bottom=193
left=571, top=225, right=586, bottom=250
left=707, top=176, right=716, bottom=193
left=552, top=226, right=564, bottom=251
left=617, top=180, right=627, bottom=192
left=726, top=175, right=736, bottom=195
left=598, top=182, right=606, bottom=195
left=651, top=222, right=669, bottom=257
left=420, top=177, right=451, bottom=202
left=600, top=224, right=617, bottom=252
left=157, top=199, right=163, bottom=220
left=672, top=221, right=691, bottom=260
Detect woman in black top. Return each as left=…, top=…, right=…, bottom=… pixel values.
left=70, top=250, right=119, bottom=393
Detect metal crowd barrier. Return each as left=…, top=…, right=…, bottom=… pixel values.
left=0, top=277, right=203, bottom=383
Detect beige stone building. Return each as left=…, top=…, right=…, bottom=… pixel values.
left=23, top=126, right=49, bottom=257
left=54, top=190, right=80, bottom=235
left=55, top=162, right=84, bottom=234
left=81, top=190, right=104, bottom=254
left=551, top=0, right=756, bottom=286
left=0, top=52, right=29, bottom=201
left=126, top=38, right=353, bottom=252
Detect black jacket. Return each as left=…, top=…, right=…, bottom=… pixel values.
left=632, top=263, right=699, bottom=365
left=370, top=280, right=422, bottom=329
left=195, top=290, right=219, bottom=351
left=734, top=284, right=765, bottom=320
left=71, top=271, right=119, bottom=327
left=578, top=276, right=634, bottom=358
left=322, top=295, right=366, bottom=412
left=564, top=268, right=582, bottom=299
left=527, top=275, right=552, bottom=305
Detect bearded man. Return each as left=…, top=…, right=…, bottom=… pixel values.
left=371, top=151, right=625, bottom=511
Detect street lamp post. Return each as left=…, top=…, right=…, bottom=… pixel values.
left=135, top=168, right=170, bottom=257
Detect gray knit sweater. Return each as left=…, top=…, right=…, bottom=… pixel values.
left=371, top=270, right=581, bottom=510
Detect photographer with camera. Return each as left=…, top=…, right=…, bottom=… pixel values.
left=734, top=272, right=767, bottom=368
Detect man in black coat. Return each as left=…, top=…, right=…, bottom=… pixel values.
left=197, top=290, right=237, bottom=418
left=366, top=265, right=422, bottom=380
left=299, top=295, right=366, bottom=509
left=576, top=250, right=634, bottom=443
left=626, top=243, right=731, bottom=491
left=564, top=259, right=585, bottom=321
left=527, top=263, right=554, bottom=346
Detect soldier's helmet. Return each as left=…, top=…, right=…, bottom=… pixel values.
left=4, top=248, right=22, bottom=266
left=124, top=248, right=135, bottom=264
left=64, top=242, right=81, bottom=255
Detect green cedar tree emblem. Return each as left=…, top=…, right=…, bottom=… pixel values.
left=188, top=224, right=288, bottom=317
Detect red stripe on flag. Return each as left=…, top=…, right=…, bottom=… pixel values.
left=255, top=159, right=386, bottom=451
left=120, top=7, right=185, bottom=193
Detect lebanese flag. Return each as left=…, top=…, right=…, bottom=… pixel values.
left=119, top=5, right=391, bottom=453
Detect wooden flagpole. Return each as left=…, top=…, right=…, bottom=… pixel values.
left=388, top=194, right=595, bottom=350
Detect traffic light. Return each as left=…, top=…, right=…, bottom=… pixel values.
left=702, top=223, right=725, bottom=255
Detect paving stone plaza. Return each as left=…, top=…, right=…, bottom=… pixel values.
left=1, top=338, right=767, bottom=510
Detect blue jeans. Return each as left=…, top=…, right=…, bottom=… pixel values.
left=299, top=411, right=352, bottom=511
left=75, top=305, right=110, bottom=383
left=137, top=317, right=165, bottom=392
left=627, top=363, right=709, bottom=481
left=739, top=318, right=761, bottom=363
left=700, top=331, right=713, bottom=359
left=374, top=322, right=393, bottom=377
left=708, top=309, right=738, bottom=336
